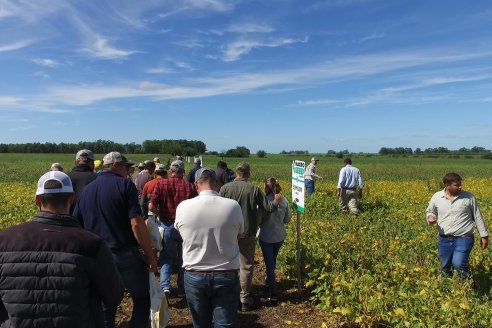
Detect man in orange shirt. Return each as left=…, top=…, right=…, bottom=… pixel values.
left=142, top=164, right=168, bottom=220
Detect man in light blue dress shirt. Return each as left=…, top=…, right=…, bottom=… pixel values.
left=336, top=158, right=363, bottom=215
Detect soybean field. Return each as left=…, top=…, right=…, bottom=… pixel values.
left=2, top=153, right=492, bottom=327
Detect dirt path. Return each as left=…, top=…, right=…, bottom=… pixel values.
left=116, top=251, right=334, bottom=327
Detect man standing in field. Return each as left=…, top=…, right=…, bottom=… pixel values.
left=149, top=159, right=197, bottom=297
left=0, top=171, right=124, bottom=328
left=135, top=160, right=156, bottom=218
left=73, top=151, right=157, bottom=328
left=186, top=157, right=202, bottom=184
left=426, top=172, right=489, bottom=278
left=142, top=163, right=168, bottom=219
left=67, top=149, right=96, bottom=214
left=219, top=163, right=282, bottom=312
left=336, top=157, right=363, bottom=215
left=304, top=157, right=321, bottom=196
left=175, top=168, right=244, bottom=327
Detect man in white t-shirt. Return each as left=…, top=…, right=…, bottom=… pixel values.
left=175, top=168, right=244, bottom=327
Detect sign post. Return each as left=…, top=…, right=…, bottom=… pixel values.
left=292, top=160, right=305, bottom=291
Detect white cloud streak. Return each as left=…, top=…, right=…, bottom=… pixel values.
left=81, top=36, right=137, bottom=60
left=32, top=58, right=59, bottom=67
left=5, top=47, right=492, bottom=111
left=226, top=22, right=275, bottom=34
left=222, top=37, right=309, bottom=62
left=0, top=40, right=31, bottom=52
left=33, top=71, right=50, bottom=79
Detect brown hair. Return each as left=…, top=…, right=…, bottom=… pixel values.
left=443, top=172, right=462, bottom=186
left=264, top=177, right=281, bottom=195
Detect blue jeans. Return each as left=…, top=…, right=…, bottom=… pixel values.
left=438, top=235, right=474, bottom=278
left=259, top=239, right=284, bottom=296
left=305, top=180, right=314, bottom=196
left=184, top=270, right=240, bottom=328
left=159, top=220, right=184, bottom=293
left=104, top=247, right=149, bottom=328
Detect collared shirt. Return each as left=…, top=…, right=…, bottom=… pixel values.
left=142, top=177, right=164, bottom=216
left=73, top=171, right=142, bottom=249
left=304, top=163, right=320, bottom=181
left=67, top=164, right=97, bottom=214
left=426, top=189, right=489, bottom=237
left=337, top=164, right=363, bottom=189
left=135, top=170, right=152, bottom=194
left=186, top=164, right=202, bottom=184
left=175, top=190, right=244, bottom=271
left=219, top=178, right=277, bottom=237
left=149, top=175, right=197, bottom=221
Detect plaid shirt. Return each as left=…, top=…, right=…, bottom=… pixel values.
left=149, top=176, right=197, bottom=221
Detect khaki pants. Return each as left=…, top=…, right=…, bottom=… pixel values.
left=339, top=189, right=359, bottom=215
left=238, top=236, right=256, bottom=305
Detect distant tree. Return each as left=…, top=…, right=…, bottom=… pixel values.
left=257, top=150, right=266, bottom=158
left=379, top=147, right=390, bottom=155
left=225, top=146, right=250, bottom=158
left=471, top=146, right=487, bottom=153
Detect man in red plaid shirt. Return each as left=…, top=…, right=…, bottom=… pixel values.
left=149, top=160, right=197, bottom=296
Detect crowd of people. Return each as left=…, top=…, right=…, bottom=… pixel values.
left=0, top=150, right=290, bottom=328
left=0, top=151, right=489, bottom=328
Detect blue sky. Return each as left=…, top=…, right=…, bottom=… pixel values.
left=1, top=0, right=492, bottom=153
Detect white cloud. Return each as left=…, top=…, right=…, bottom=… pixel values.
left=359, top=33, right=385, bottom=43
left=7, top=47, right=492, bottom=111
left=226, top=23, right=275, bottom=34
left=297, top=99, right=340, bottom=106
left=310, top=0, right=370, bottom=10
left=174, top=39, right=205, bottom=49
left=222, top=37, right=309, bottom=62
left=145, top=67, right=174, bottom=74
left=157, top=0, right=235, bottom=19
left=32, top=58, right=59, bottom=67
left=81, top=37, right=137, bottom=60
left=183, top=0, right=234, bottom=12
left=175, top=61, right=193, bottom=70
left=0, top=96, right=21, bottom=107
left=139, top=81, right=168, bottom=90
left=0, top=40, right=31, bottom=52
left=422, top=76, right=488, bottom=85
left=33, top=71, right=50, bottom=79
left=0, top=0, right=62, bottom=22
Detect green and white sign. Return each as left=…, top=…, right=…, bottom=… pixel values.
left=292, top=160, right=305, bottom=213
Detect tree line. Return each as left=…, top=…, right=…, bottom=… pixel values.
left=379, top=146, right=491, bottom=155
left=0, top=139, right=206, bottom=156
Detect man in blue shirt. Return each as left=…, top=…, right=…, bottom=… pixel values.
left=74, top=151, right=157, bottom=328
left=336, top=158, right=363, bottom=215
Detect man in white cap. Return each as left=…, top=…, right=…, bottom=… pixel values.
left=304, top=157, right=321, bottom=196
left=74, top=151, right=157, bottom=328
left=149, top=159, right=197, bottom=297
left=0, top=171, right=124, bottom=328
left=67, top=149, right=96, bottom=214
left=175, top=168, right=243, bottom=327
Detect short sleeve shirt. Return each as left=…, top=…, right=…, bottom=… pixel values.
left=73, top=171, right=142, bottom=249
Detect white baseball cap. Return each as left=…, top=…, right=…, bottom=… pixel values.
left=36, top=171, right=74, bottom=195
